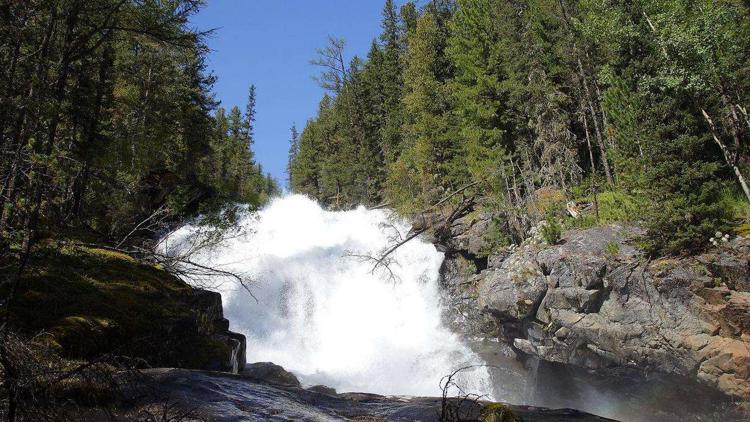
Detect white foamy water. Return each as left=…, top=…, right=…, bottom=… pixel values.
left=161, top=194, right=492, bottom=397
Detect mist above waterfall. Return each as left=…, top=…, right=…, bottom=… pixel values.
left=162, top=194, right=492, bottom=397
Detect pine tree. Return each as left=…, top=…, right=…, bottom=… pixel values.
left=287, top=124, right=300, bottom=187
left=379, top=0, right=406, bottom=164
left=390, top=11, right=462, bottom=210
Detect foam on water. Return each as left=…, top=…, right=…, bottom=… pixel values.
left=161, top=194, right=492, bottom=397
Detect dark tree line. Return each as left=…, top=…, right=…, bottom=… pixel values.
left=0, top=0, right=277, bottom=253
left=289, top=0, right=750, bottom=254
left=0, top=2, right=278, bottom=418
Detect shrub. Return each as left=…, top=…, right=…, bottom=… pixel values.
left=596, top=191, right=643, bottom=222
left=541, top=218, right=562, bottom=245
left=481, top=403, right=521, bottom=422
left=481, top=217, right=512, bottom=255
left=641, top=152, right=730, bottom=255
left=527, top=187, right=566, bottom=221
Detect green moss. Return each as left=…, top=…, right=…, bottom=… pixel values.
left=688, top=261, right=710, bottom=276
left=182, top=337, right=232, bottom=369
left=481, top=403, right=521, bottom=422
left=5, top=244, right=227, bottom=369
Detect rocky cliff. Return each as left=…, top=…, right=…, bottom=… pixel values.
left=438, top=214, right=750, bottom=402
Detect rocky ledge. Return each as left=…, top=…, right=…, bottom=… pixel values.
left=121, top=364, right=614, bottom=421
left=190, top=289, right=247, bottom=373
left=439, top=216, right=750, bottom=401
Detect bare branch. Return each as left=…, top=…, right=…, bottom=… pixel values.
left=310, top=35, right=348, bottom=93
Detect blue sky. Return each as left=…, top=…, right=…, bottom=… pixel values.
left=190, top=1, right=407, bottom=186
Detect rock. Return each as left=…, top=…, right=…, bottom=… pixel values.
left=442, top=224, right=750, bottom=400
left=208, top=331, right=246, bottom=373
left=555, top=326, right=571, bottom=339
left=241, top=362, right=301, bottom=387
left=128, top=368, right=616, bottom=421
left=513, top=338, right=536, bottom=355
left=439, top=253, right=498, bottom=338
left=213, top=317, right=230, bottom=332
left=308, top=384, right=337, bottom=395
left=191, top=289, right=247, bottom=373
left=696, top=239, right=750, bottom=292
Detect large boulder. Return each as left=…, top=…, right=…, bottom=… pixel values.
left=240, top=362, right=301, bottom=387
left=11, top=245, right=245, bottom=374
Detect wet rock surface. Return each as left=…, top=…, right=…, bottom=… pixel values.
left=438, top=217, right=750, bottom=402
left=135, top=367, right=615, bottom=421
left=191, top=289, right=247, bottom=373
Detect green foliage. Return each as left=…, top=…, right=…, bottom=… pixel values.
left=207, top=86, right=277, bottom=207
left=481, top=403, right=521, bottom=422
left=541, top=218, right=562, bottom=245
left=286, top=0, right=750, bottom=256
left=481, top=217, right=512, bottom=255
left=0, top=1, right=277, bottom=251
left=596, top=192, right=642, bottom=222
left=718, top=185, right=750, bottom=222
left=527, top=187, right=566, bottom=221
left=567, top=190, right=643, bottom=225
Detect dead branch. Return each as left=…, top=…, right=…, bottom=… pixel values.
left=439, top=364, right=496, bottom=422
left=116, top=205, right=170, bottom=249
left=352, top=181, right=480, bottom=279
left=368, top=201, right=392, bottom=210
left=72, top=242, right=258, bottom=302
left=428, top=181, right=480, bottom=212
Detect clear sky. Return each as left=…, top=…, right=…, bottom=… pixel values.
left=190, top=1, right=407, bottom=187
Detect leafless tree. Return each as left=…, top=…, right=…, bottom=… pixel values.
left=311, top=35, right=349, bottom=94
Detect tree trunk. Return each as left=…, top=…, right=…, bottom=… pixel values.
left=582, top=109, right=597, bottom=174
left=577, top=56, right=613, bottom=185
left=20, top=0, right=80, bottom=255
left=737, top=104, right=750, bottom=132
left=702, top=109, right=750, bottom=202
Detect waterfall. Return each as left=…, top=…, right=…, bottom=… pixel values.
left=162, top=194, right=493, bottom=397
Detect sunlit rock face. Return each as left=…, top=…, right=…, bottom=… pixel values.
left=162, top=194, right=492, bottom=397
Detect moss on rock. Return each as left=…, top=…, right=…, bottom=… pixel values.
left=5, top=244, right=236, bottom=370
left=481, top=403, right=522, bottom=422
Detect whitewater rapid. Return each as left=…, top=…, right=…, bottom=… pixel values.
left=161, top=195, right=492, bottom=397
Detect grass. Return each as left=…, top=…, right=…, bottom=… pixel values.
left=564, top=190, right=645, bottom=230
left=717, top=186, right=750, bottom=236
